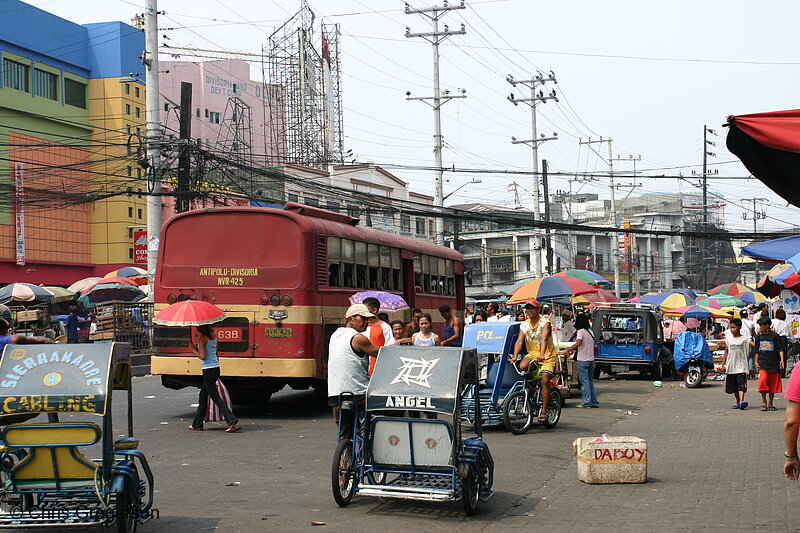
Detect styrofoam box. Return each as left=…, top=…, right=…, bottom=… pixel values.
left=573, top=436, right=647, bottom=484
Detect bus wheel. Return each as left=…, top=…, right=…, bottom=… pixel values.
left=229, top=388, right=272, bottom=406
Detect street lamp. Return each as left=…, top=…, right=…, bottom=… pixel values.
left=443, top=178, right=482, bottom=201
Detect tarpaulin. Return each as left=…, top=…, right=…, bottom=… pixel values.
left=741, top=234, right=800, bottom=263
left=727, top=109, right=800, bottom=208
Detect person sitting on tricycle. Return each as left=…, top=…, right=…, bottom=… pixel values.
left=511, top=300, right=558, bottom=423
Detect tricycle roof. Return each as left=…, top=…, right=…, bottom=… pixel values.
left=0, top=343, right=131, bottom=416
left=366, top=346, right=477, bottom=414
left=462, top=322, right=520, bottom=354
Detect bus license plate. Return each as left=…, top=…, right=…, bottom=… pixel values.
left=611, top=365, right=629, bottom=374
left=265, top=328, right=292, bottom=338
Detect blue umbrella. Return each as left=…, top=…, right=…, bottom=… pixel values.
left=790, top=251, right=800, bottom=272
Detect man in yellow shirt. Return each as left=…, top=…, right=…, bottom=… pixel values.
left=512, top=300, right=557, bottom=423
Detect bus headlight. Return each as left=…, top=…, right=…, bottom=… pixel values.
left=167, top=293, right=178, bottom=304
left=270, top=295, right=280, bottom=306
left=281, top=295, right=292, bottom=306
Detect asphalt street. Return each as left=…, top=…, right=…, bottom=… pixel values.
left=43, top=370, right=800, bottom=532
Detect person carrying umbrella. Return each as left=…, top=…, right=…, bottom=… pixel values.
left=512, top=300, right=558, bottom=423
left=187, top=324, right=241, bottom=433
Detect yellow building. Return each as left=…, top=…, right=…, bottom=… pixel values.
left=88, top=77, right=148, bottom=265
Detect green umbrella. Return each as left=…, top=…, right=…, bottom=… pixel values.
left=696, top=295, right=744, bottom=308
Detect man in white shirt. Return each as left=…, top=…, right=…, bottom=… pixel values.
left=557, top=311, right=577, bottom=343
left=486, top=302, right=501, bottom=322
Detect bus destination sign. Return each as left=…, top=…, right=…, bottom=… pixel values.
left=198, top=267, right=260, bottom=287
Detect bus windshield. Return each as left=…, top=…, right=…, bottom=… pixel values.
left=158, top=212, right=301, bottom=288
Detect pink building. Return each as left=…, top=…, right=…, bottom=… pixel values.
left=159, top=59, right=283, bottom=164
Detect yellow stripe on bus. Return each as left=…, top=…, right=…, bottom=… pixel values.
left=151, top=356, right=317, bottom=378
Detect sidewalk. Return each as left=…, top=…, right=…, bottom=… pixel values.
left=493, top=375, right=799, bottom=532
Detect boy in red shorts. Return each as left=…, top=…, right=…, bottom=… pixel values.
left=754, top=316, right=785, bottom=411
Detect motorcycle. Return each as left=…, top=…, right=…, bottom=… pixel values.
left=673, top=330, right=714, bottom=389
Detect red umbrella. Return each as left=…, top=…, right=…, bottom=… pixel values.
left=727, top=109, right=800, bottom=208
left=154, top=300, right=227, bottom=326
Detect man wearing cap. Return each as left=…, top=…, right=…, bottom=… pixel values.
left=512, top=299, right=558, bottom=423
left=328, top=304, right=380, bottom=439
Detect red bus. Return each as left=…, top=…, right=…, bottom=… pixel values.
left=152, top=203, right=465, bottom=403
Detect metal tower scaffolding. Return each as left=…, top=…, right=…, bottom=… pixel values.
left=266, top=1, right=344, bottom=168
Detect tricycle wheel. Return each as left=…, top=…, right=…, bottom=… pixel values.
left=0, top=455, right=32, bottom=513
left=541, top=389, right=562, bottom=428
left=332, top=439, right=355, bottom=506
left=649, top=361, right=663, bottom=380
left=116, top=477, right=138, bottom=533
left=502, top=390, right=533, bottom=435
left=462, top=465, right=480, bottom=516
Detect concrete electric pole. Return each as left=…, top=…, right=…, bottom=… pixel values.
left=405, top=1, right=467, bottom=245
left=507, top=71, right=558, bottom=277
left=579, top=137, right=620, bottom=296
left=743, top=197, right=769, bottom=284
left=144, top=0, right=162, bottom=293
left=700, top=125, right=717, bottom=290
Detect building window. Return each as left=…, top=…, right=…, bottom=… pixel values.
left=415, top=217, right=425, bottom=235
left=127, top=166, right=132, bottom=177
left=400, top=214, right=411, bottom=233
left=3, top=59, right=29, bottom=92
left=204, top=109, right=209, bottom=117
left=127, top=228, right=133, bottom=238
left=347, top=205, right=360, bottom=219
left=137, top=208, right=142, bottom=219
left=209, top=111, right=221, bottom=124
left=134, top=86, right=140, bottom=98
left=125, top=83, right=130, bottom=95
left=327, top=200, right=340, bottom=213
left=305, top=196, right=319, bottom=207
left=135, top=107, right=140, bottom=118
left=129, top=248, right=134, bottom=259
left=128, top=207, right=133, bottom=218
left=34, top=69, right=57, bottom=100
left=287, top=193, right=298, bottom=203
left=196, top=108, right=200, bottom=117
left=64, top=78, right=86, bottom=108
left=125, top=104, right=131, bottom=115
left=164, top=103, right=169, bottom=112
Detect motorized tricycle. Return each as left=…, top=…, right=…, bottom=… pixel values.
left=332, top=345, right=494, bottom=515
left=0, top=342, right=154, bottom=531
left=461, top=322, right=562, bottom=434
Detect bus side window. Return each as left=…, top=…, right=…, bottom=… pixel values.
left=329, top=263, right=341, bottom=287
left=343, top=263, right=355, bottom=287
left=327, top=237, right=342, bottom=287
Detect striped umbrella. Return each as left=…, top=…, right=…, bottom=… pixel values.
left=708, top=282, right=755, bottom=296
left=734, top=291, right=769, bottom=305
left=554, top=269, right=612, bottom=288
left=696, top=295, right=744, bottom=309
left=42, top=286, right=77, bottom=304
left=0, top=283, right=54, bottom=305
left=67, top=277, right=103, bottom=294
left=508, top=275, right=596, bottom=304
left=77, top=282, right=145, bottom=309
left=103, top=267, right=147, bottom=285
left=572, top=289, right=620, bottom=305
left=638, top=291, right=695, bottom=311
left=82, top=276, right=140, bottom=294
left=757, top=263, right=795, bottom=297
left=664, top=304, right=730, bottom=319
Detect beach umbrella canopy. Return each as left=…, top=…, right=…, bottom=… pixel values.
left=77, top=283, right=145, bottom=308
left=500, top=278, right=534, bottom=296
left=103, top=266, right=147, bottom=285
left=154, top=300, right=226, bottom=326
left=757, top=263, right=795, bottom=297
left=0, top=283, right=54, bottom=305
left=664, top=304, right=730, bottom=320
left=662, top=318, right=687, bottom=340
left=42, top=286, right=77, bottom=304
left=508, top=275, right=596, bottom=304
left=554, top=269, right=612, bottom=288
left=638, top=291, right=695, bottom=311
left=82, top=276, right=140, bottom=294
left=734, top=291, right=769, bottom=305
left=572, top=289, right=620, bottom=306
left=66, top=277, right=103, bottom=294
left=696, top=295, right=744, bottom=309
left=708, top=282, right=756, bottom=296
left=349, top=291, right=409, bottom=312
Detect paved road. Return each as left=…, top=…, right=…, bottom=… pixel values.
left=55, top=370, right=800, bottom=532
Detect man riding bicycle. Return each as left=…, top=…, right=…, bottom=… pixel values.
left=512, top=300, right=557, bottom=423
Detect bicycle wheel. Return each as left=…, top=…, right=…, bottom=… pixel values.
left=541, top=389, right=562, bottom=428
left=461, top=464, right=480, bottom=516
left=331, top=439, right=356, bottom=506
left=502, top=390, right=533, bottom=435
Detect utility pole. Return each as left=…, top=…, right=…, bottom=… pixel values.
left=701, top=125, right=717, bottom=289
left=144, top=0, right=162, bottom=294
left=507, top=72, right=558, bottom=277
left=580, top=137, right=620, bottom=296
left=176, top=82, right=192, bottom=214
left=610, top=154, right=642, bottom=296
left=405, top=1, right=466, bottom=245
left=542, top=160, right=553, bottom=275
left=743, top=197, right=769, bottom=285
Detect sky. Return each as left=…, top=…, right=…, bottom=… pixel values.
left=28, top=0, right=800, bottom=233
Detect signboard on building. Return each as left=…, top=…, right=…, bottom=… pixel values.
left=652, top=250, right=660, bottom=283
left=133, top=230, right=147, bottom=264
left=14, top=163, right=25, bottom=266
left=618, top=221, right=632, bottom=271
